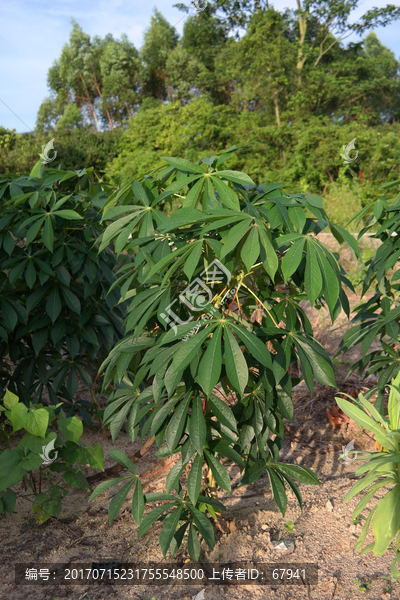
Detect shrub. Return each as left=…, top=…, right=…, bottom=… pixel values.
left=0, top=389, right=104, bottom=523
left=0, top=161, right=127, bottom=421
left=338, top=179, right=400, bottom=412
left=336, top=374, right=400, bottom=577
left=93, top=148, right=355, bottom=560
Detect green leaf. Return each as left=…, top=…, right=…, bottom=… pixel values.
left=46, top=288, right=62, bottom=323
left=137, top=503, right=176, bottom=537
left=166, top=394, right=191, bottom=453
left=241, top=226, right=260, bottom=272
left=208, top=394, right=237, bottom=431
left=188, top=505, right=215, bottom=550
left=2, top=489, right=17, bottom=514
left=229, top=322, right=272, bottom=368
left=3, top=389, right=19, bottom=410
left=271, top=463, right=321, bottom=485
left=88, top=476, right=128, bottom=502
left=58, top=417, right=83, bottom=443
left=188, top=523, right=201, bottom=562
left=189, top=396, right=207, bottom=454
left=53, top=209, right=82, bottom=220
left=197, top=326, right=222, bottom=397
left=211, top=177, right=240, bottom=211
left=224, top=325, right=248, bottom=397
left=10, top=404, right=49, bottom=437
left=187, top=453, right=203, bottom=505
left=305, top=241, right=323, bottom=307
left=108, top=479, right=135, bottom=525
left=80, top=445, right=104, bottom=470
left=0, top=449, right=27, bottom=492
left=159, top=506, right=183, bottom=558
left=165, top=459, right=184, bottom=494
left=170, top=327, right=215, bottom=375
left=42, top=216, right=54, bottom=252
left=183, top=241, right=203, bottom=281
left=108, top=449, right=137, bottom=474
left=281, top=238, right=305, bottom=282
left=372, top=484, right=400, bottom=556
left=61, top=288, right=81, bottom=314
left=205, top=451, right=231, bottom=493
left=64, top=470, right=89, bottom=491
left=267, top=467, right=287, bottom=516
left=161, top=157, right=205, bottom=174
left=132, top=479, right=145, bottom=525
left=336, top=398, right=395, bottom=450
left=215, top=170, right=255, bottom=186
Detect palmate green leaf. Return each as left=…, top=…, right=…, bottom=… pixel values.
left=316, top=250, right=340, bottom=319
left=188, top=523, right=201, bottom=562
left=372, top=484, right=400, bottom=556
left=305, top=241, right=323, bottom=306
left=197, top=326, right=222, bottom=397
left=271, top=463, right=321, bottom=485
left=89, top=476, right=129, bottom=502
left=151, top=394, right=181, bottom=436
left=267, top=467, right=287, bottom=516
left=189, top=396, right=207, bottom=454
left=240, top=458, right=267, bottom=485
left=220, top=218, right=252, bottom=260
left=258, top=226, right=279, bottom=280
left=108, top=479, right=135, bottom=525
left=46, top=288, right=62, bottom=323
left=166, top=394, right=191, bottom=453
left=224, top=325, right=248, bottom=397
left=42, top=216, right=54, bottom=252
left=187, top=453, right=203, bottom=505
left=241, top=226, right=260, bottom=272
left=205, top=451, right=232, bottom=493
left=388, top=373, right=400, bottom=430
left=293, top=335, right=336, bottom=387
left=108, top=449, right=137, bottom=474
left=183, top=241, right=203, bottom=281
left=182, top=178, right=204, bottom=208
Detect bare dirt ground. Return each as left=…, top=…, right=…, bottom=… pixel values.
left=1, top=243, right=398, bottom=600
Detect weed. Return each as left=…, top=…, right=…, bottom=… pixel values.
left=283, top=520, right=296, bottom=533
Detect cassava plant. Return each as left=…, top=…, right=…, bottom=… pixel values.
left=0, top=161, right=128, bottom=421
left=339, top=179, right=400, bottom=413
left=336, top=372, right=400, bottom=578
left=93, top=147, right=356, bottom=561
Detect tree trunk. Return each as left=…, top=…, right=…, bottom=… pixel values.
left=273, top=91, right=281, bottom=127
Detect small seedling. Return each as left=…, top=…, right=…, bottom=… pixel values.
left=283, top=520, right=296, bottom=533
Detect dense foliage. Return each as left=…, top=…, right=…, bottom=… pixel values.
left=339, top=179, right=400, bottom=412
left=0, top=162, right=126, bottom=421
left=92, top=148, right=355, bottom=559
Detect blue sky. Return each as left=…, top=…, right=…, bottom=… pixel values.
left=1, top=0, right=400, bottom=132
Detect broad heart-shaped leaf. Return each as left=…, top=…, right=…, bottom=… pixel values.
left=197, top=326, right=222, bottom=397
left=170, top=326, right=216, bottom=375
left=108, top=479, right=136, bottom=525
left=159, top=506, right=184, bottom=558
left=224, top=325, right=248, bottom=397
left=189, top=395, right=207, bottom=454
left=188, top=505, right=215, bottom=550
left=304, top=240, right=323, bottom=307
left=10, top=403, right=49, bottom=437
left=1, top=489, right=17, bottom=514
left=372, top=484, right=400, bottom=556
left=188, top=523, right=201, bottom=562
left=57, top=416, right=83, bottom=443
left=241, top=226, right=260, bottom=272
left=63, top=470, right=90, bottom=491
left=132, top=478, right=145, bottom=525
left=166, top=394, right=191, bottom=453
left=3, top=389, right=19, bottom=410
left=187, top=453, right=203, bottom=505
left=204, top=451, right=232, bottom=493
left=0, top=449, right=29, bottom=492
